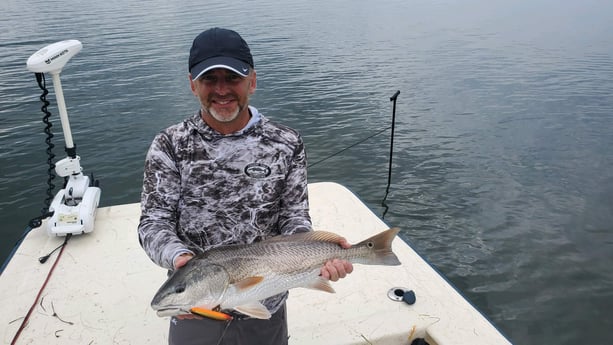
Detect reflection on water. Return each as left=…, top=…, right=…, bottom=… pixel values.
left=2, top=0, right=613, bottom=343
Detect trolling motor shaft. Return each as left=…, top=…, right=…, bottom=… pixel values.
left=26, top=40, right=101, bottom=236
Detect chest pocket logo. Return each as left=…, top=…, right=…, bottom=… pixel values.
left=244, top=162, right=272, bottom=178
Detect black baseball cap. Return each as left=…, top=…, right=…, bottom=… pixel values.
left=189, top=28, right=254, bottom=80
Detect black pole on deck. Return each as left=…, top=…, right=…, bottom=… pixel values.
left=382, top=90, right=400, bottom=219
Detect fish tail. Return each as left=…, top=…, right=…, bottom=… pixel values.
left=355, top=227, right=401, bottom=266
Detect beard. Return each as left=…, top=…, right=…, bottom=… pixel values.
left=206, top=105, right=241, bottom=123
left=200, top=94, right=248, bottom=123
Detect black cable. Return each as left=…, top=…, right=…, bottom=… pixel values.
left=29, top=72, right=56, bottom=228
left=308, top=125, right=391, bottom=168
left=1, top=73, right=59, bottom=275
left=1, top=73, right=60, bottom=275
left=39, top=233, right=72, bottom=264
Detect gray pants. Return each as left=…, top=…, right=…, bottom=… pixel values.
left=168, top=304, right=288, bottom=345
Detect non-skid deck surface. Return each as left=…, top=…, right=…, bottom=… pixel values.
left=1, top=182, right=510, bottom=344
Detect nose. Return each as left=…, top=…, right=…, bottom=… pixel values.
left=213, top=78, right=231, bottom=95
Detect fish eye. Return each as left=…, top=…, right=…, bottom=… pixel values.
left=174, top=285, right=186, bottom=294
left=367, top=242, right=374, bottom=248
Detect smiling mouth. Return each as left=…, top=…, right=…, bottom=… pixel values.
left=214, top=99, right=235, bottom=106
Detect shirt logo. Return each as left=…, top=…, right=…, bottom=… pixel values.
left=244, top=162, right=271, bottom=178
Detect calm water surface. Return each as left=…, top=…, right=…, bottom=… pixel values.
left=2, top=0, right=613, bottom=344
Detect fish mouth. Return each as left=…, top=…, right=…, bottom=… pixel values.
left=154, top=306, right=190, bottom=317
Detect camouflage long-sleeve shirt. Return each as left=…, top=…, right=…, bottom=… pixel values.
left=138, top=106, right=312, bottom=315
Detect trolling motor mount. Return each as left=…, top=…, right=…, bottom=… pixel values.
left=26, top=40, right=102, bottom=237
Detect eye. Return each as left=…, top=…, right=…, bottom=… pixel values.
left=225, top=74, right=241, bottom=82
left=174, top=284, right=186, bottom=294
left=200, top=74, right=217, bottom=83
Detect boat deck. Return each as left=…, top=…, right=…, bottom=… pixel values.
left=1, top=182, right=511, bottom=344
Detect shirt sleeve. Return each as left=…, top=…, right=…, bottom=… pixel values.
left=137, top=131, right=192, bottom=270
left=277, top=136, right=312, bottom=235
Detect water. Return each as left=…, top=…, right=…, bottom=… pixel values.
left=2, top=0, right=613, bottom=343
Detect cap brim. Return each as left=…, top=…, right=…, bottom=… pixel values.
left=191, top=56, right=251, bottom=80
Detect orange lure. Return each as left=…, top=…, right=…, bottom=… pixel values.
left=190, top=307, right=233, bottom=321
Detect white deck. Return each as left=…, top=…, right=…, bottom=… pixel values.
left=0, top=182, right=511, bottom=344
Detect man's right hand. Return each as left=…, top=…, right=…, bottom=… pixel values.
left=176, top=313, right=203, bottom=320
left=172, top=253, right=199, bottom=320
left=174, top=253, right=194, bottom=269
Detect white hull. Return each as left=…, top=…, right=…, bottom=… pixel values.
left=0, top=182, right=511, bottom=344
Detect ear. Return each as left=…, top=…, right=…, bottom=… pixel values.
left=248, top=70, right=257, bottom=95
left=189, top=73, right=197, bottom=94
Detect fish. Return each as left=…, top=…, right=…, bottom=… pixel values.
left=151, top=227, right=401, bottom=320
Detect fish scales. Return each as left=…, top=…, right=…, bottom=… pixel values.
left=206, top=236, right=380, bottom=277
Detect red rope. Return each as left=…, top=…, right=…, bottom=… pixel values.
left=10, top=237, right=70, bottom=345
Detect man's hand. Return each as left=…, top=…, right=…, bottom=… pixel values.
left=173, top=253, right=199, bottom=320
left=320, top=237, right=354, bottom=281
left=176, top=313, right=203, bottom=320
left=174, top=253, right=194, bottom=269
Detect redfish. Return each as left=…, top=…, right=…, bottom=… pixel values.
left=151, top=228, right=401, bottom=319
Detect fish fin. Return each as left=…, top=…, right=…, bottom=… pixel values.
left=356, top=228, right=402, bottom=266
left=234, top=276, right=265, bottom=291
left=266, top=231, right=347, bottom=244
left=234, top=302, right=272, bottom=319
left=306, top=231, right=347, bottom=243
left=304, top=276, right=336, bottom=293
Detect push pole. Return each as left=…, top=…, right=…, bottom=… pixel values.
left=382, top=90, right=400, bottom=219
left=386, top=90, right=400, bottom=196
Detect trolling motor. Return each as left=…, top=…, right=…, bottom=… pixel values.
left=26, top=40, right=101, bottom=236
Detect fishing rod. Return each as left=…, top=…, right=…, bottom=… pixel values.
left=382, top=90, right=400, bottom=219
left=306, top=90, right=400, bottom=219
left=308, top=125, right=391, bottom=168
left=308, top=91, right=401, bottom=170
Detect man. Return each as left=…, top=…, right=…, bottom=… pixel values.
left=138, top=27, right=353, bottom=345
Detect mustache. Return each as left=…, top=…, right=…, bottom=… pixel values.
left=208, top=93, right=238, bottom=102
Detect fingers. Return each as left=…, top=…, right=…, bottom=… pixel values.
left=343, top=260, right=354, bottom=275
left=174, top=253, right=194, bottom=269
left=176, top=313, right=203, bottom=320
left=339, top=238, right=351, bottom=249
left=321, top=259, right=354, bottom=282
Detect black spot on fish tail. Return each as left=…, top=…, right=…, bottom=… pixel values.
left=356, top=228, right=401, bottom=266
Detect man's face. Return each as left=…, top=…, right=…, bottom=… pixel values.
left=190, top=68, right=256, bottom=124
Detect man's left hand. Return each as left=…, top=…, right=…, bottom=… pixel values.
left=320, top=237, right=354, bottom=281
